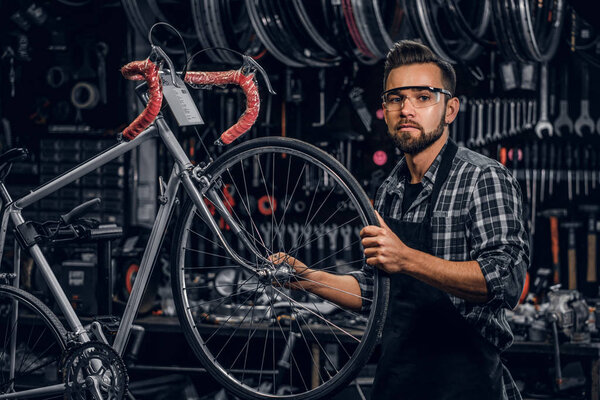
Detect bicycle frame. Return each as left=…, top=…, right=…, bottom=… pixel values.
left=0, top=115, right=264, bottom=399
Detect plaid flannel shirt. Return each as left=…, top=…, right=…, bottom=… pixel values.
left=350, top=138, right=529, bottom=400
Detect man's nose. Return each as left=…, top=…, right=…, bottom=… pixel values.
left=399, top=98, right=416, bottom=118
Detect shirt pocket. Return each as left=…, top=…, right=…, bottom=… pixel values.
left=430, top=214, right=468, bottom=259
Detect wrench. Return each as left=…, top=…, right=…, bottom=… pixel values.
left=259, top=222, right=273, bottom=251
left=534, top=63, right=553, bottom=138
left=325, top=223, right=339, bottom=269
left=339, top=225, right=353, bottom=264
left=508, top=100, right=517, bottom=136
left=300, top=224, right=313, bottom=266
left=475, top=100, right=486, bottom=147
left=287, top=223, right=301, bottom=248
left=492, top=98, right=502, bottom=141
left=467, top=99, right=477, bottom=148
left=485, top=99, right=494, bottom=143
left=554, top=66, right=572, bottom=135
left=314, top=224, right=327, bottom=269
left=574, top=62, right=595, bottom=137
left=457, top=96, right=468, bottom=147
left=515, top=98, right=522, bottom=134
left=501, top=99, right=509, bottom=138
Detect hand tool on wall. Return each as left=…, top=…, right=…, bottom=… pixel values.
left=339, top=225, right=353, bottom=266
left=562, top=221, right=583, bottom=290
left=467, top=99, right=476, bottom=148
left=508, top=100, right=517, bottom=136
left=531, top=142, right=539, bottom=234
left=535, top=63, right=553, bottom=138
left=579, top=205, right=599, bottom=284
left=315, top=224, right=327, bottom=270
left=583, top=146, right=591, bottom=196
left=574, top=62, right=595, bottom=136
left=539, top=209, right=567, bottom=285
left=540, top=141, right=548, bottom=203
left=573, top=144, right=581, bottom=197
left=475, top=100, right=485, bottom=148
left=485, top=99, right=493, bottom=144
left=501, top=99, right=509, bottom=139
left=548, top=143, right=556, bottom=197
left=565, top=142, right=573, bottom=201
left=492, top=98, right=502, bottom=141
left=301, top=224, right=313, bottom=267
left=325, top=224, right=339, bottom=269
left=554, top=66, right=573, bottom=135
left=457, top=96, right=468, bottom=147
left=523, top=142, right=532, bottom=202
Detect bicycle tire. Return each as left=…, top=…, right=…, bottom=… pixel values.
left=171, top=137, right=388, bottom=399
left=0, top=284, right=68, bottom=398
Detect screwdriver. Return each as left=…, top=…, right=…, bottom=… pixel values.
left=540, top=141, right=548, bottom=203
left=523, top=142, right=532, bottom=201
left=584, top=145, right=591, bottom=196
left=549, top=142, right=556, bottom=196
left=532, top=142, right=539, bottom=235
left=566, top=142, right=573, bottom=201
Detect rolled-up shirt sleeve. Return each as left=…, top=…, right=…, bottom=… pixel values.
left=466, top=165, right=530, bottom=311
left=348, top=264, right=374, bottom=313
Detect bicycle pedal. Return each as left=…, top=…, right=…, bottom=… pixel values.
left=94, top=315, right=121, bottom=335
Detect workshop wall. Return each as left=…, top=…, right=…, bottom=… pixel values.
left=1, top=1, right=600, bottom=399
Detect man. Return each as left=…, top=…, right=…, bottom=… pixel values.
left=272, top=40, right=528, bottom=399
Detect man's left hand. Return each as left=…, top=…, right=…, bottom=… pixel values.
left=360, top=211, right=411, bottom=274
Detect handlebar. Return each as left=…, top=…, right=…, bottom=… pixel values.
left=120, top=59, right=261, bottom=144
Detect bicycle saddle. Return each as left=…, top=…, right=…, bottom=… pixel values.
left=0, top=148, right=28, bottom=180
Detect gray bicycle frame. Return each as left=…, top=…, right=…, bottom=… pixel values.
left=0, top=116, right=261, bottom=399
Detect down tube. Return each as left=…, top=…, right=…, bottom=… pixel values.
left=113, top=165, right=181, bottom=356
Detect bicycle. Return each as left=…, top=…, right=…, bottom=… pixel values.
left=0, top=27, right=388, bottom=400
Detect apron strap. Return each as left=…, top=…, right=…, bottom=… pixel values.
left=424, top=138, right=458, bottom=221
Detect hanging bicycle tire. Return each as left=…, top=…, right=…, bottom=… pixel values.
left=0, top=284, right=68, bottom=398
left=171, top=137, right=388, bottom=399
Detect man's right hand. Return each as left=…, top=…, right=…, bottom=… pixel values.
left=269, top=252, right=315, bottom=291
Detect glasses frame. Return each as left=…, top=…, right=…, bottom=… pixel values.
left=381, top=86, right=453, bottom=109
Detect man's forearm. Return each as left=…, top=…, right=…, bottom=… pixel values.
left=401, top=248, right=489, bottom=303
left=297, top=269, right=363, bottom=310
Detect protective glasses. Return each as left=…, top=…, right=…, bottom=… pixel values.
left=381, top=86, right=452, bottom=110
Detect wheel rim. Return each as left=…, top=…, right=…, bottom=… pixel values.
left=0, top=289, right=66, bottom=397
left=175, top=143, right=383, bottom=398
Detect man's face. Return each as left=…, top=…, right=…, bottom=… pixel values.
left=383, top=63, right=452, bottom=155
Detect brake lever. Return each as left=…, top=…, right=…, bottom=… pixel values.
left=150, top=45, right=179, bottom=87
left=242, top=55, right=276, bottom=95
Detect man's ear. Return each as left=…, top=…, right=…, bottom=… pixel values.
left=445, top=97, right=460, bottom=125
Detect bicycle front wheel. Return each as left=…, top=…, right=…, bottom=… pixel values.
left=171, top=137, right=388, bottom=399
left=0, top=284, right=68, bottom=398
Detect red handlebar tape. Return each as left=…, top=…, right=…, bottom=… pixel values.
left=120, top=62, right=259, bottom=145
left=184, top=70, right=259, bottom=145
left=120, top=60, right=163, bottom=140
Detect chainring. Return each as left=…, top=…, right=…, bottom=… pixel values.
left=60, top=341, right=128, bottom=400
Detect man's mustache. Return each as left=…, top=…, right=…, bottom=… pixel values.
left=394, top=120, right=423, bottom=131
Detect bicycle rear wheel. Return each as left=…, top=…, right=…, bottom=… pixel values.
left=171, top=137, right=388, bottom=399
left=0, top=284, right=68, bottom=398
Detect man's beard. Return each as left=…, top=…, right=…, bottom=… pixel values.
left=390, top=113, right=446, bottom=155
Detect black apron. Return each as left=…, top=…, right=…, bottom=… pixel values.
left=370, top=140, right=504, bottom=400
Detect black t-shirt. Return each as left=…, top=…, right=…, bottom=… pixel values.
left=402, top=181, right=423, bottom=215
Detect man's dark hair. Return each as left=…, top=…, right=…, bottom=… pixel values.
left=383, top=40, right=456, bottom=96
